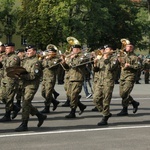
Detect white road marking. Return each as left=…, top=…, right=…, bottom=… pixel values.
left=0, top=125, right=150, bottom=138
left=31, top=97, right=150, bottom=103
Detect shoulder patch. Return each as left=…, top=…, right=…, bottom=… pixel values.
left=35, top=69, right=39, bottom=73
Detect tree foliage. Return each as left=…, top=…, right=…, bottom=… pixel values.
left=1, top=0, right=149, bottom=51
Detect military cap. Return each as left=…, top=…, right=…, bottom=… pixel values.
left=26, top=45, right=37, bottom=51
left=4, top=43, right=15, bottom=47
left=98, top=46, right=104, bottom=50
left=72, top=44, right=82, bottom=49
left=104, top=44, right=112, bottom=49
left=16, top=48, right=25, bottom=54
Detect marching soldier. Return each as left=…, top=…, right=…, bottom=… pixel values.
left=61, top=44, right=87, bottom=118
left=117, top=43, right=141, bottom=116
left=40, top=45, right=60, bottom=113
left=0, top=43, right=20, bottom=122
left=0, top=42, right=5, bottom=86
left=91, top=47, right=104, bottom=112
left=143, top=56, right=150, bottom=84
left=15, top=45, right=47, bottom=132
left=93, top=45, right=119, bottom=125
left=12, top=48, right=26, bottom=119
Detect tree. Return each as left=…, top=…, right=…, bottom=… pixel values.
left=0, top=0, right=18, bottom=42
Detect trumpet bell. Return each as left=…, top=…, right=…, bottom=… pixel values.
left=46, top=44, right=58, bottom=51
left=120, top=38, right=130, bottom=45
left=66, top=37, right=81, bottom=46
left=120, top=38, right=130, bottom=51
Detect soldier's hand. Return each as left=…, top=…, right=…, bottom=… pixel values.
left=14, top=73, right=21, bottom=79
left=124, top=63, right=130, bottom=69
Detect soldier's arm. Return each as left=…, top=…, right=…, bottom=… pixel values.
left=21, top=61, right=41, bottom=80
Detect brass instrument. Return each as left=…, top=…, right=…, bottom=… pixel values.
left=120, top=38, right=130, bottom=51
left=118, top=38, right=130, bottom=67
left=66, top=36, right=81, bottom=53
left=46, top=44, right=58, bottom=51
left=38, top=44, right=59, bottom=60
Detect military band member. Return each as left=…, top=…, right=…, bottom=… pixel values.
left=40, top=46, right=60, bottom=113
left=143, top=56, right=150, bottom=84
left=93, top=45, right=119, bottom=125
left=61, top=44, right=87, bottom=118
left=117, top=43, right=141, bottom=116
left=0, top=42, right=5, bottom=87
left=12, top=48, right=26, bottom=119
left=15, top=45, right=47, bottom=132
left=91, top=47, right=104, bottom=112
left=0, top=43, right=20, bottom=122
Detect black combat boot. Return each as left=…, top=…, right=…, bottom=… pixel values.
left=12, top=104, right=21, bottom=119
left=91, top=107, right=98, bottom=111
left=53, top=91, right=60, bottom=99
left=52, top=99, right=60, bottom=111
left=65, top=108, right=76, bottom=118
left=117, top=107, right=128, bottom=116
left=62, top=98, right=70, bottom=107
left=0, top=110, right=11, bottom=122
left=15, top=120, right=28, bottom=132
left=78, top=101, right=87, bottom=115
left=16, top=100, right=21, bottom=108
left=97, top=113, right=112, bottom=126
left=40, top=106, right=50, bottom=113
left=36, top=112, right=47, bottom=127
left=131, top=100, right=140, bottom=114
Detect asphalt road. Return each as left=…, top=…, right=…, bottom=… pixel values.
left=0, top=75, right=150, bottom=150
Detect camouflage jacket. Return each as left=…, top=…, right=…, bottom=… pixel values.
left=120, top=52, right=141, bottom=81
left=1, top=52, right=20, bottom=83
left=42, top=56, right=61, bottom=80
left=93, top=55, right=119, bottom=85
left=21, top=56, right=42, bottom=87
left=64, top=52, right=88, bottom=82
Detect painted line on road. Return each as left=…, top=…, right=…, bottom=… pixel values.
left=32, top=97, right=150, bottom=103
left=0, top=125, right=150, bottom=138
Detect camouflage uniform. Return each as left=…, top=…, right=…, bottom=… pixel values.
left=143, top=58, right=150, bottom=84
left=21, top=55, right=42, bottom=121
left=62, top=52, right=87, bottom=117
left=15, top=46, right=47, bottom=132
left=15, top=56, right=27, bottom=107
left=0, top=52, right=20, bottom=121
left=0, top=52, right=5, bottom=87
left=93, top=55, right=118, bottom=116
left=41, top=56, right=60, bottom=111
left=117, top=51, right=141, bottom=116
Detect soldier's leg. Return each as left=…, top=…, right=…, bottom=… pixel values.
left=62, top=77, right=70, bottom=107
left=145, top=71, right=149, bottom=84
left=15, top=87, right=47, bottom=132
left=93, top=84, right=103, bottom=113
left=117, top=80, right=134, bottom=116
left=97, top=84, right=114, bottom=126
left=65, top=81, right=82, bottom=118
left=0, top=82, right=16, bottom=122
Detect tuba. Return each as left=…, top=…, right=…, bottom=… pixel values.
left=120, top=38, right=130, bottom=51
left=66, top=37, right=81, bottom=53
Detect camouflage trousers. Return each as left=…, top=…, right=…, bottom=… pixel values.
left=0, top=80, right=17, bottom=111
left=93, top=80, right=114, bottom=116
left=67, top=81, right=82, bottom=109
left=41, top=79, right=55, bottom=106
left=144, top=70, right=149, bottom=84
left=119, top=79, right=134, bottom=107
left=21, top=85, right=39, bottom=121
